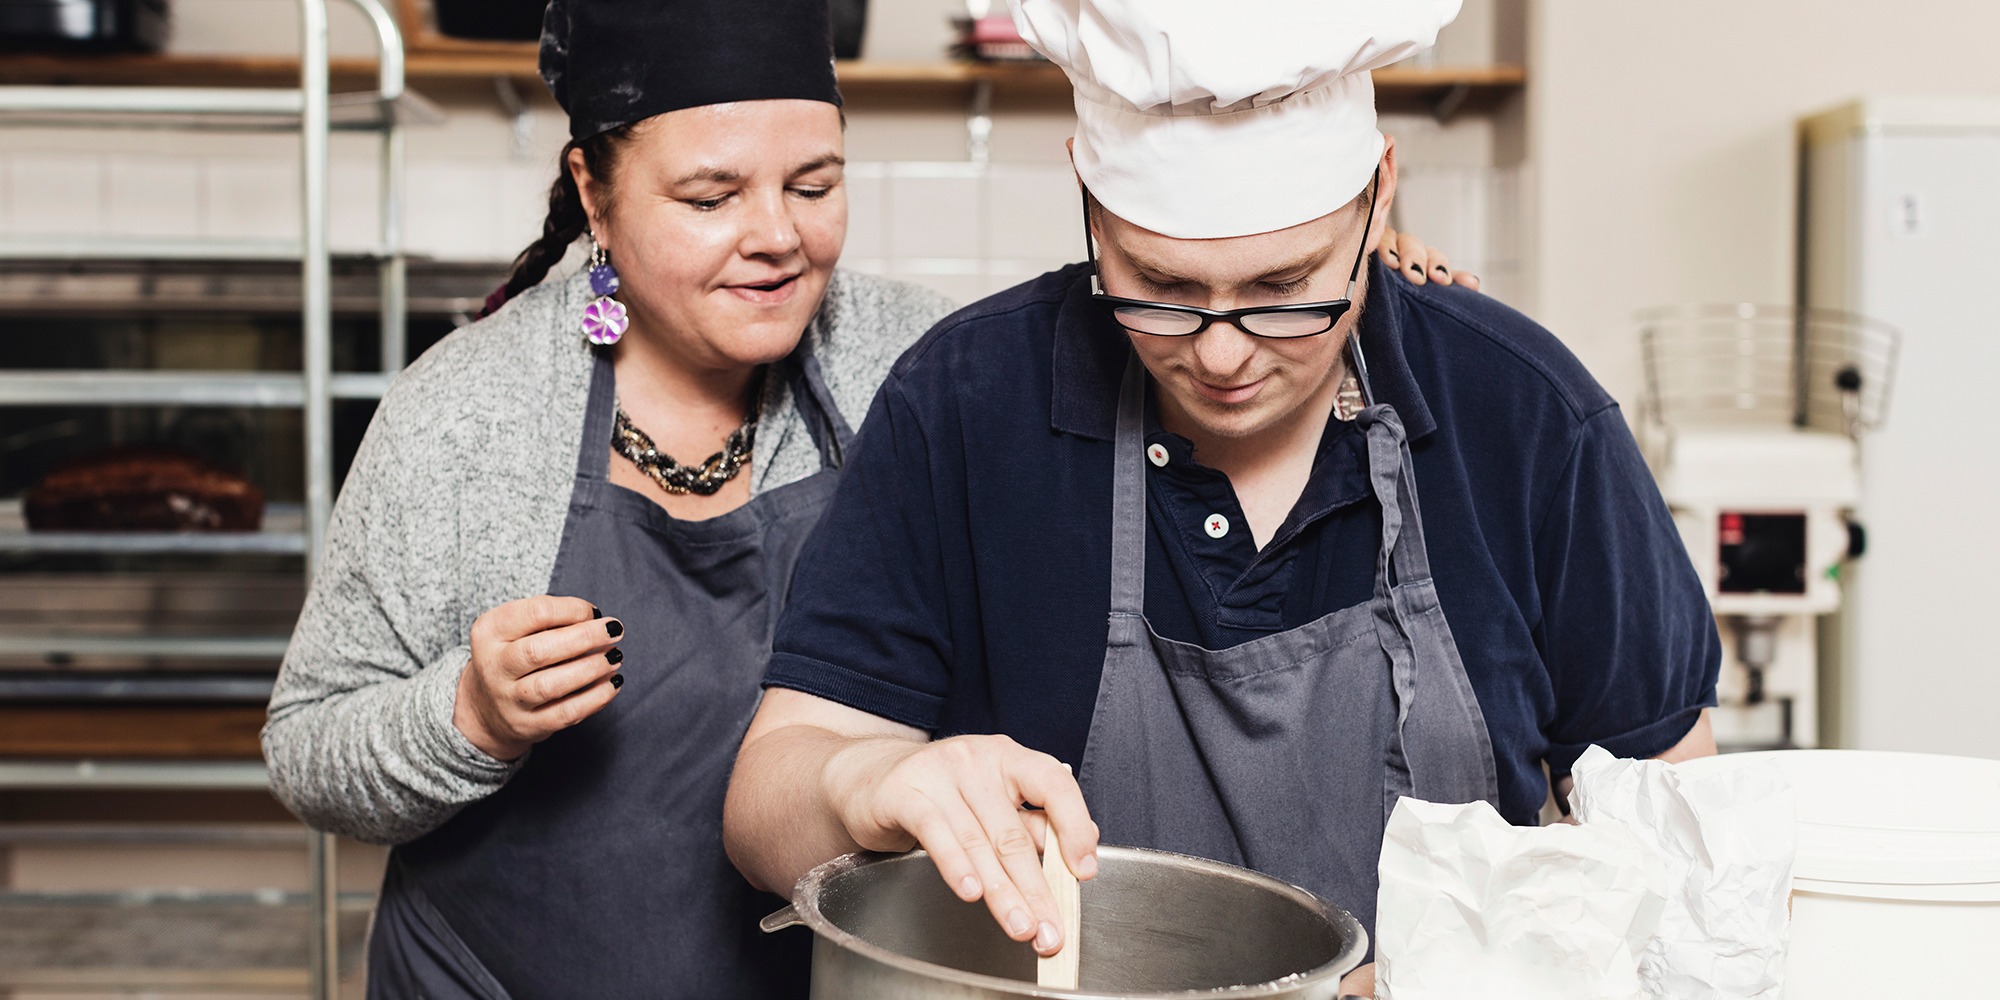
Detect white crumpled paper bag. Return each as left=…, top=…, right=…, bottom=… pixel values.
left=1569, top=746, right=1796, bottom=1000
left=1375, top=797, right=1668, bottom=1000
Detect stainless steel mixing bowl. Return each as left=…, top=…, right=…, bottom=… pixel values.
left=761, top=846, right=1367, bottom=999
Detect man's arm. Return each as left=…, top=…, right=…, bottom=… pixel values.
left=725, top=689, right=926, bottom=893
left=725, top=688, right=1100, bottom=957
left=1650, top=708, right=1718, bottom=763
left=726, top=350, right=1100, bottom=956
left=1536, top=404, right=1723, bottom=776
left=1549, top=708, right=1717, bottom=808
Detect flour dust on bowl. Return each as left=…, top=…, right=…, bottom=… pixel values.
left=762, top=846, right=1367, bottom=999
left=1676, top=749, right=2000, bottom=999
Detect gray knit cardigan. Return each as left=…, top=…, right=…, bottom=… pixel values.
left=262, top=266, right=955, bottom=845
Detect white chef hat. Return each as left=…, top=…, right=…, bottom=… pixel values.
left=1009, top=0, right=1461, bottom=239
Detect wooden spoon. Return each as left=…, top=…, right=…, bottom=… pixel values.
left=1037, top=824, right=1083, bottom=990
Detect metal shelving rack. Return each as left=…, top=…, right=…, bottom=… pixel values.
left=0, top=762, right=375, bottom=995
left=0, top=2, right=415, bottom=996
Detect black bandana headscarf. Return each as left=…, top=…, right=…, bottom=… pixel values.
left=540, top=0, right=844, bottom=142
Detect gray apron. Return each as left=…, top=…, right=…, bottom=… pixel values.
left=366, top=342, right=850, bottom=998
left=1076, top=353, right=1500, bottom=939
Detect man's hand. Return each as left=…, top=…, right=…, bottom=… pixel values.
left=826, top=733, right=1100, bottom=955
left=724, top=690, right=1100, bottom=958
left=453, top=595, right=624, bottom=761
left=1338, top=961, right=1376, bottom=998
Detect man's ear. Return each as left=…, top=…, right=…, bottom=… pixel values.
left=1068, top=136, right=1101, bottom=255
left=1367, top=134, right=1400, bottom=256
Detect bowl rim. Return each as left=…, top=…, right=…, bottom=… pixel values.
left=776, top=844, right=1370, bottom=999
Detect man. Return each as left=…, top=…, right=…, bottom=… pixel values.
left=723, top=0, right=1719, bottom=990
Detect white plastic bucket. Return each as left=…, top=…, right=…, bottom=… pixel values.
left=1676, top=749, right=2000, bottom=998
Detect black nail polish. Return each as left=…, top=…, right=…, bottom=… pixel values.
left=591, top=605, right=603, bottom=619
left=606, top=619, right=624, bottom=639
left=607, top=647, right=624, bottom=665
left=610, top=674, right=624, bottom=689
left=1436, top=266, right=1450, bottom=277
left=1410, top=262, right=1423, bottom=273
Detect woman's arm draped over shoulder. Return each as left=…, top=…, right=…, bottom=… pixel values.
left=262, top=395, right=519, bottom=845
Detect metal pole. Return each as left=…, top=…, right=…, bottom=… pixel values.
left=309, top=830, right=340, bottom=997
left=354, top=0, right=409, bottom=372
left=299, top=2, right=339, bottom=997
left=300, top=0, right=332, bottom=571
left=380, top=120, right=408, bottom=371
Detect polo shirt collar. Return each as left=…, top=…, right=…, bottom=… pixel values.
left=1050, top=256, right=1437, bottom=442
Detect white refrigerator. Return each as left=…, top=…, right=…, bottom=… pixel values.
left=1801, top=97, right=2000, bottom=758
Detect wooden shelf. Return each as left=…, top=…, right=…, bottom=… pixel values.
left=0, top=53, right=376, bottom=88
left=0, top=52, right=1524, bottom=113
left=0, top=705, right=266, bottom=759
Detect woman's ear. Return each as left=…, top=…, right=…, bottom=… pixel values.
left=568, top=145, right=607, bottom=236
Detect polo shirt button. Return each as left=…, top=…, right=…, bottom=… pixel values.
left=1147, top=443, right=1169, bottom=467
left=1204, top=513, right=1229, bottom=539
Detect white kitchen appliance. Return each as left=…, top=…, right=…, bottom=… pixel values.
left=1638, top=304, right=1899, bottom=750
left=1676, top=749, right=2000, bottom=999
left=1801, top=97, right=2000, bottom=758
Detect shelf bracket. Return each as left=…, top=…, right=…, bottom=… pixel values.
left=1428, top=82, right=1473, bottom=124
left=966, top=78, right=994, bottom=165
left=492, top=76, right=534, bottom=161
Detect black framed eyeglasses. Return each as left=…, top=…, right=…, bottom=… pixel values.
left=1083, top=167, right=1380, bottom=340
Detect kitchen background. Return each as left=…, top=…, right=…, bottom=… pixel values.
left=0, top=0, right=1994, bottom=996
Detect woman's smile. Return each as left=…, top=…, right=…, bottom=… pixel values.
left=724, top=272, right=803, bottom=304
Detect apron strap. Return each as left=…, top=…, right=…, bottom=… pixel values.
left=1357, top=405, right=1436, bottom=593
left=1349, top=331, right=1433, bottom=590
left=1109, top=353, right=1149, bottom=617
left=1360, top=404, right=1423, bottom=735
left=576, top=347, right=618, bottom=481
left=790, top=346, right=854, bottom=470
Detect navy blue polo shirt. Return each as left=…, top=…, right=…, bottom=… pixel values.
left=765, top=259, right=1720, bottom=825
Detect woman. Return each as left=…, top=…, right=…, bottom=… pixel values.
left=261, top=0, right=1469, bottom=995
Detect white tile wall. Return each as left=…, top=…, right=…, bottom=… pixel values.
left=0, top=141, right=1526, bottom=308
left=200, top=156, right=298, bottom=243
left=840, top=161, right=1080, bottom=307
left=842, top=171, right=889, bottom=260
left=885, top=163, right=986, bottom=261
left=8, top=152, right=104, bottom=236
left=0, top=141, right=553, bottom=262
left=986, top=165, right=1080, bottom=261
left=106, top=156, right=203, bottom=238
left=1392, top=163, right=1528, bottom=305
left=406, top=161, right=500, bottom=261
left=494, top=160, right=559, bottom=260
left=327, top=141, right=385, bottom=251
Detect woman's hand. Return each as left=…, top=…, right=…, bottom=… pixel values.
left=825, top=732, right=1100, bottom=957
left=453, top=595, right=625, bottom=761
left=1378, top=225, right=1481, bottom=291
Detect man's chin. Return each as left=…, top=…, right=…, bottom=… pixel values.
left=1166, top=394, right=1283, bottom=441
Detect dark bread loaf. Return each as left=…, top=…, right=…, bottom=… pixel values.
left=24, top=448, right=264, bottom=532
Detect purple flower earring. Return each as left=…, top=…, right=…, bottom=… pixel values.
left=581, top=236, right=628, bottom=346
